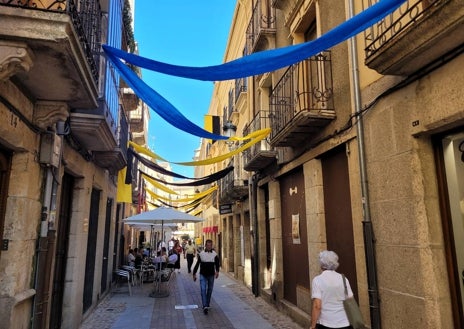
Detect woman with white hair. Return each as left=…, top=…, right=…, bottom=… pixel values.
left=310, top=250, right=354, bottom=329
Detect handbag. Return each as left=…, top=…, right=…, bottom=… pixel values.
left=342, top=274, right=366, bottom=329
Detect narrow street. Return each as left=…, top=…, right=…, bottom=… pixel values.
left=80, top=258, right=304, bottom=329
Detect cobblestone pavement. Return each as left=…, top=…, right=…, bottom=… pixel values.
left=80, top=258, right=305, bottom=329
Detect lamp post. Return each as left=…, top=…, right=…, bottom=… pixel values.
left=223, top=120, right=237, bottom=150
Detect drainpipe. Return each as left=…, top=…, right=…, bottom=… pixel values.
left=347, top=0, right=381, bottom=328
left=32, top=133, right=62, bottom=329
left=250, top=173, right=260, bottom=296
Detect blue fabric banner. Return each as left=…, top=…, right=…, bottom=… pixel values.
left=103, top=0, right=405, bottom=81
left=104, top=0, right=406, bottom=140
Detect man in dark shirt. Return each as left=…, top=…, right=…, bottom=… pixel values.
left=192, top=239, right=219, bottom=315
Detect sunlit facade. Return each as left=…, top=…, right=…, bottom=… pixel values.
left=196, top=1, right=464, bottom=328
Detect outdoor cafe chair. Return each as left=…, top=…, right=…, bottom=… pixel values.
left=139, top=264, right=155, bottom=284
left=113, top=269, right=132, bottom=296
left=121, top=265, right=139, bottom=286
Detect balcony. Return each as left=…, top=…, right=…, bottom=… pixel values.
left=219, top=163, right=248, bottom=203
left=243, top=111, right=277, bottom=172
left=246, top=0, right=276, bottom=54
left=0, top=1, right=130, bottom=173
left=129, top=102, right=148, bottom=145
left=128, top=102, right=144, bottom=132
left=0, top=0, right=101, bottom=108
left=235, top=77, right=247, bottom=107
left=92, top=108, right=128, bottom=173
left=122, top=87, right=139, bottom=112
left=71, top=101, right=127, bottom=173
left=269, top=52, right=335, bottom=147
left=364, top=0, right=464, bottom=75
left=70, top=50, right=122, bottom=162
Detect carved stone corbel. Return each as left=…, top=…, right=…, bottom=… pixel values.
left=0, top=41, right=34, bottom=81
left=33, top=101, right=69, bottom=131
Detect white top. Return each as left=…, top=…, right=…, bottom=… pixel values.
left=157, top=241, right=166, bottom=251
left=311, top=270, right=353, bottom=328
left=127, top=253, right=135, bottom=266
left=168, top=240, right=175, bottom=249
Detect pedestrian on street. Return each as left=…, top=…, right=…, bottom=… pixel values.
left=185, top=239, right=197, bottom=273
left=173, top=240, right=183, bottom=273
left=192, top=239, right=219, bottom=315
left=310, top=250, right=354, bottom=329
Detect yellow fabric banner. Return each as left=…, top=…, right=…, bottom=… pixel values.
left=128, top=142, right=163, bottom=161
left=128, top=128, right=271, bottom=166
left=204, top=115, right=220, bottom=144
left=145, top=185, right=217, bottom=203
left=190, top=208, right=203, bottom=217
left=179, top=128, right=270, bottom=166
left=142, top=174, right=178, bottom=195
left=146, top=202, right=157, bottom=211
left=117, top=167, right=132, bottom=203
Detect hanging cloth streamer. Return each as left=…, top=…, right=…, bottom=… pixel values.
left=129, top=148, right=191, bottom=180
left=145, top=185, right=218, bottom=203
left=154, top=195, right=207, bottom=210
left=128, top=128, right=270, bottom=166
left=142, top=174, right=178, bottom=195
left=105, top=50, right=228, bottom=140
left=103, top=0, right=406, bottom=81
left=139, top=167, right=234, bottom=187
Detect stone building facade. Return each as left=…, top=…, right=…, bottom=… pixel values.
left=0, top=1, right=146, bottom=328
left=195, top=0, right=464, bottom=328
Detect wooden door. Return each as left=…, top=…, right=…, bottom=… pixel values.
left=321, top=144, right=358, bottom=298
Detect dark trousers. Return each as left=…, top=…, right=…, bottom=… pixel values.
left=186, top=254, right=195, bottom=273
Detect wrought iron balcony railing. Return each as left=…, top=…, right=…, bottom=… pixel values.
left=0, top=0, right=102, bottom=83
left=269, top=51, right=335, bottom=147
left=246, top=0, right=276, bottom=54
left=235, top=77, right=247, bottom=103
left=118, top=110, right=129, bottom=156
left=365, top=0, right=443, bottom=59
left=228, top=89, right=235, bottom=118
left=219, top=161, right=248, bottom=202
left=363, top=0, right=463, bottom=75
left=243, top=111, right=277, bottom=171
left=91, top=103, right=128, bottom=173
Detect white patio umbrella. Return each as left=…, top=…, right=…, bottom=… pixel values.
left=123, top=207, right=204, bottom=246
left=123, top=206, right=205, bottom=298
left=123, top=206, right=205, bottom=224
left=126, top=222, right=178, bottom=229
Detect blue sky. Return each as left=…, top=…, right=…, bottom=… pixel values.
left=133, top=1, right=236, bottom=177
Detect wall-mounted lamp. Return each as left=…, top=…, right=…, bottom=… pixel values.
left=223, top=121, right=237, bottom=150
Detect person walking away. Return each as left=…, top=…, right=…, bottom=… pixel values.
left=173, top=240, right=183, bottom=273
left=310, top=250, right=354, bottom=329
left=185, top=240, right=196, bottom=273
left=181, top=239, right=187, bottom=258
left=192, top=239, right=219, bottom=315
